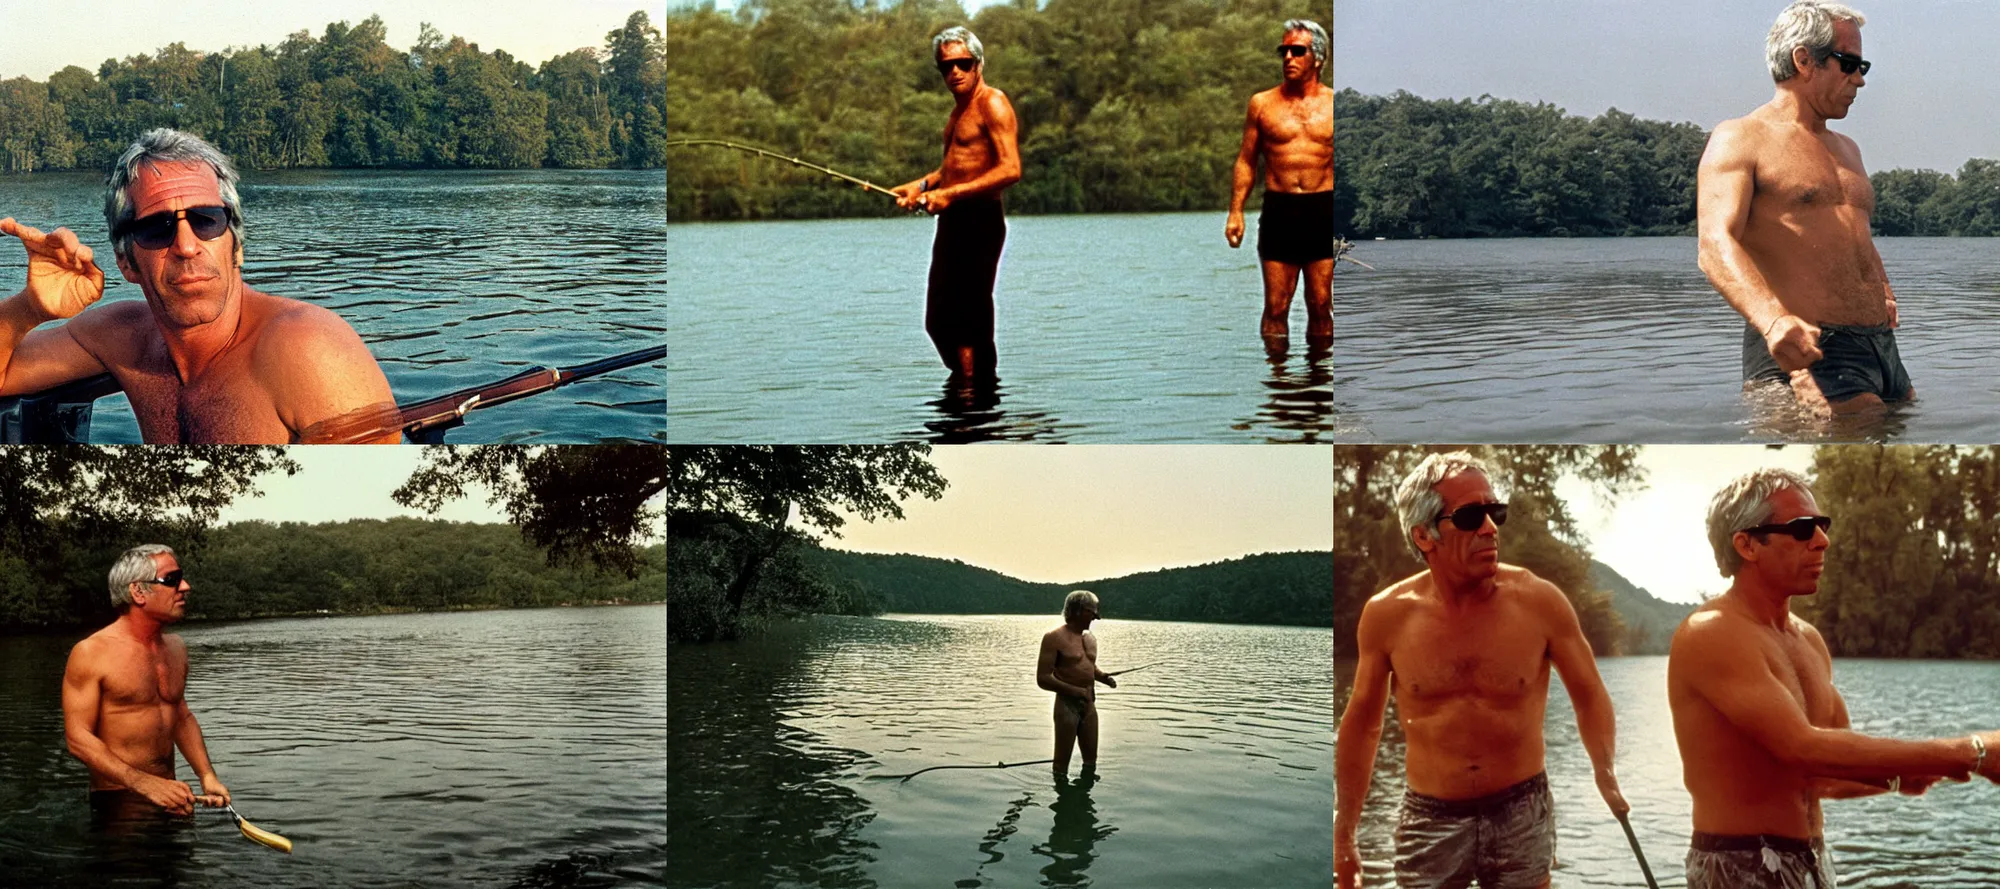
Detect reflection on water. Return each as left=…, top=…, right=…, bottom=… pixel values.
left=669, top=213, right=1335, bottom=443
left=1241, top=340, right=1334, bottom=441
left=1335, top=237, right=2000, bottom=443
left=0, top=170, right=664, bottom=443
left=916, top=377, right=1066, bottom=442
left=672, top=615, right=1332, bottom=888
left=1337, top=656, right=2000, bottom=887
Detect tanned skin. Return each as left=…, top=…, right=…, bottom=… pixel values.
left=1036, top=600, right=1115, bottom=774
left=1228, top=27, right=1334, bottom=352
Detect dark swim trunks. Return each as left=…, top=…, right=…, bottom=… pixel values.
left=1684, top=832, right=1836, bottom=889
left=1741, top=321, right=1913, bottom=403
left=1256, top=190, right=1335, bottom=266
left=925, top=195, right=1007, bottom=377
left=1394, top=772, right=1555, bottom=889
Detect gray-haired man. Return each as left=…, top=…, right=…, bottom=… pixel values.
left=62, top=545, right=231, bottom=824
left=1668, top=468, right=2000, bottom=887
left=0, top=127, right=397, bottom=443
left=1226, top=19, right=1333, bottom=354
left=1337, top=451, right=1626, bottom=889
left=1037, top=589, right=1115, bottom=774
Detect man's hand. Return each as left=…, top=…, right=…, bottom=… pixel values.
left=1595, top=767, right=1631, bottom=816
left=1886, top=295, right=1899, bottom=329
left=134, top=774, right=199, bottom=816
left=2, top=218, right=105, bottom=323
left=1975, top=730, right=2000, bottom=782
left=1763, top=314, right=1824, bottom=372
left=1226, top=210, right=1246, bottom=248
left=1101, top=675, right=1118, bottom=689
left=196, top=773, right=231, bottom=808
left=1335, top=835, right=1363, bottom=889
left=892, top=181, right=926, bottom=211
left=922, top=188, right=954, bottom=215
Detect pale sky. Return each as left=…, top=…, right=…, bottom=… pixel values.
left=215, top=447, right=506, bottom=526
left=1, top=1, right=651, bottom=80
left=1337, top=0, right=2000, bottom=174
left=816, top=445, right=1333, bottom=584
left=1558, top=445, right=1815, bottom=606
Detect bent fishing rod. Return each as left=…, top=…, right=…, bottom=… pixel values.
left=667, top=138, right=900, bottom=198
left=883, top=662, right=1167, bottom=783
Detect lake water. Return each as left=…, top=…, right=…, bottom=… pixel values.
left=670, top=614, right=1334, bottom=888
left=1336, top=656, right=2000, bottom=887
left=0, top=169, right=665, bottom=443
left=1333, top=237, right=2000, bottom=443
left=667, top=213, right=1335, bottom=443
left=0, top=605, right=666, bottom=887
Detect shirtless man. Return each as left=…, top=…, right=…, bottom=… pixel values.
left=0, top=128, right=398, bottom=443
left=1336, top=452, right=1626, bottom=889
left=1036, top=590, right=1115, bottom=774
left=1669, top=469, right=2000, bottom=887
left=1227, top=19, right=1334, bottom=353
left=892, top=27, right=1022, bottom=382
left=1697, top=2, right=1908, bottom=417
left=62, top=545, right=231, bottom=824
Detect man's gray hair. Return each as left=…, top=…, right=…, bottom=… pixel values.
left=933, top=26, right=984, bottom=65
left=1767, top=1, right=1865, bottom=82
left=103, top=128, right=245, bottom=264
left=1063, top=589, right=1099, bottom=620
left=108, top=543, right=175, bottom=609
left=1706, top=468, right=1815, bottom=577
left=1285, top=19, right=1329, bottom=68
left=1393, top=451, right=1495, bottom=560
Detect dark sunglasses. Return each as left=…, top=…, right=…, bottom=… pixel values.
left=143, top=569, right=185, bottom=589
left=1278, top=45, right=1313, bottom=59
left=1435, top=502, right=1508, bottom=532
left=1825, top=50, right=1870, bottom=76
left=937, top=57, right=978, bottom=75
left=116, top=205, right=231, bottom=251
left=1741, top=515, right=1832, bottom=542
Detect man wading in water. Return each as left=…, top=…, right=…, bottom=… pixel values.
left=1226, top=19, right=1334, bottom=355
left=892, top=26, right=1022, bottom=386
left=1037, top=590, right=1115, bottom=775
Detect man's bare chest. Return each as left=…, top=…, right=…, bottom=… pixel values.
left=1392, top=614, right=1548, bottom=702
left=102, top=652, right=184, bottom=709
left=118, top=355, right=283, bottom=443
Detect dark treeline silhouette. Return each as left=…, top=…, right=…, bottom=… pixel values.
left=0, top=517, right=665, bottom=631
left=666, top=0, right=1326, bottom=220
left=0, top=11, right=665, bottom=173
left=1337, top=88, right=2000, bottom=239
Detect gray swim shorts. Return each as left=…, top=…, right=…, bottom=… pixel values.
left=1685, top=832, right=1836, bottom=889
left=1741, top=322, right=1913, bottom=403
left=1394, top=772, right=1555, bottom=889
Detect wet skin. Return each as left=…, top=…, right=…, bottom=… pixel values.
left=1227, top=28, right=1334, bottom=350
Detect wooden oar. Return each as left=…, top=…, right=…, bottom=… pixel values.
left=667, top=138, right=900, bottom=198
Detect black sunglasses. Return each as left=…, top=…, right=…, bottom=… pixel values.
left=1741, top=515, right=1832, bottom=541
left=937, top=57, right=978, bottom=75
left=1825, top=50, right=1870, bottom=76
left=1278, top=45, right=1312, bottom=59
left=116, top=205, right=232, bottom=251
left=1435, top=502, right=1508, bottom=532
left=142, top=569, right=185, bottom=589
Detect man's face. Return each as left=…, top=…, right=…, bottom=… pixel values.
left=937, top=42, right=981, bottom=96
left=114, top=159, right=242, bottom=328
left=1421, top=469, right=1502, bottom=582
left=1802, top=20, right=1866, bottom=120
left=1738, top=487, right=1829, bottom=596
left=1072, top=602, right=1098, bottom=628
left=133, top=553, right=190, bottom=623
left=1280, top=30, right=1319, bottom=84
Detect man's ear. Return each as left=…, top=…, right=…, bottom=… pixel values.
left=1732, top=531, right=1760, bottom=566
left=1793, top=45, right=1818, bottom=79
left=115, top=248, right=139, bottom=285
left=1412, top=524, right=1436, bottom=556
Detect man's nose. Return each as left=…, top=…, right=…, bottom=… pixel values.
left=170, top=217, right=202, bottom=257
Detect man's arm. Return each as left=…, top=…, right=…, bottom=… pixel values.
left=0, top=219, right=112, bottom=396
left=261, top=303, right=399, bottom=443
left=1226, top=98, right=1262, bottom=248
left=168, top=640, right=229, bottom=807
left=61, top=641, right=199, bottom=814
left=1804, top=626, right=1946, bottom=799
left=1535, top=576, right=1628, bottom=815
left=925, top=91, right=1022, bottom=212
left=1035, top=633, right=1093, bottom=699
left=1695, top=121, right=1823, bottom=373
left=1335, top=594, right=1396, bottom=889
left=892, top=166, right=944, bottom=211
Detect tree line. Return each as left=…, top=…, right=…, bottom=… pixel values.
left=0, top=11, right=666, bottom=173
left=1336, top=89, right=2000, bottom=238
left=667, top=0, right=1327, bottom=220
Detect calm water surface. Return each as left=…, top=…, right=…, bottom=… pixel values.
left=670, top=614, right=1334, bottom=888
left=1336, top=656, right=2000, bottom=887
left=668, top=213, right=1334, bottom=443
left=0, top=170, right=665, bottom=443
left=1335, top=237, right=2000, bottom=443
left=0, top=606, right=666, bottom=887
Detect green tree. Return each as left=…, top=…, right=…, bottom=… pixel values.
left=393, top=445, right=665, bottom=575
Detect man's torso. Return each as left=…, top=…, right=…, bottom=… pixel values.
left=1048, top=626, right=1097, bottom=696
left=938, top=86, right=1008, bottom=191
left=75, top=294, right=295, bottom=442
left=82, top=630, right=189, bottom=790
left=1736, top=113, right=1889, bottom=326
left=1253, top=83, right=1334, bottom=194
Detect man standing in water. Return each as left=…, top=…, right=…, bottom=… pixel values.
left=62, top=545, right=231, bottom=823
left=892, top=26, right=1022, bottom=384
left=1698, top=2, right=1909, bottom=417
left=1226, top=19, right=1334, bottom=354
left=1669, top=469, right=2000, bottom=887
left=1336, top=452, right=1627, bottom=889
left=1037, top=590, right=1115, bottom=774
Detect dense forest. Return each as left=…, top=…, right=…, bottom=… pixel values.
left=0, top=517, right=664, bottom=632
left=1336, top=89, right=2000, bottom=238
left=0, top=11, right=666, bottom=172
left=666, top=0, right=1327, bottom=220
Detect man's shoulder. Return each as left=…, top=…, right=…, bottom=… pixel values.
left=243, top=291, right=372, bottom=368
left=65, top=298, right=154, bottom=355
left=1671, top=600, right=1755, bottom=655
left=67, top=625, right=122, bottom=667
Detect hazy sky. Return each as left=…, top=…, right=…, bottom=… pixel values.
left=1556, top=445, right=1815, bottom=605
left=1, top=1, right=648, bottom=80
left=214, top=448, right=506, bottom=526
left=818, top=446, right=1333, bottom=584
left=1336, top=0, right=2000, bottom=173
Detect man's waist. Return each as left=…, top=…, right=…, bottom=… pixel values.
left=1402, top=771, right=1548, bottom=816
left=1690, top=831, right=1822, bottom=854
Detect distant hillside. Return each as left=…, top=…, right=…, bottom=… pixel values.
left=805, top=549, right=1332, bottom=627
left=1592, top=560, right=1695, bottom=655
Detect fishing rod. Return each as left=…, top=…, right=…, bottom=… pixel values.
left=1108, top=661, right=1168, bottom=677
left=1615, top=810, right=1659, bottom=889
left=882, top=758, right=1058, bottom=784
left=301, top=344, right=668, bottom=444
left=667, top=138, right=900, bottom=199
